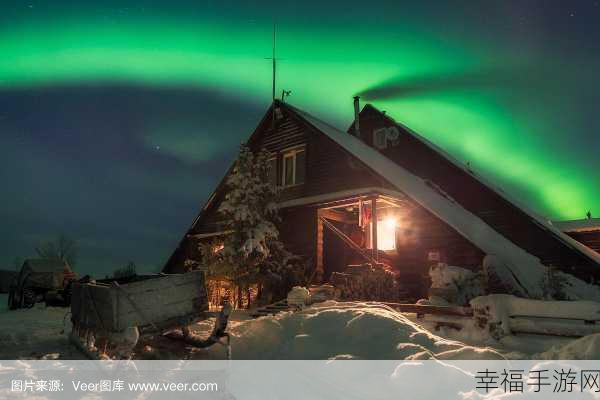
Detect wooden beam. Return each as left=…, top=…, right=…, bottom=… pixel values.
left=319, top=208, right=356, bottom=224
left=315, top=210, right=324, bottom=283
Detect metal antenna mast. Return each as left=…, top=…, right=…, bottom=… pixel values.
left=271, top=24, right=276, bottom=101
left=265, top=24, right=277, bottom=101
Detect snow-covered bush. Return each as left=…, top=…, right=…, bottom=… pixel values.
left=482, top=255, right=529, bottom=298
left=541, top=266, right=568, bottom=300
left=429, top=264, right=485, bottom=306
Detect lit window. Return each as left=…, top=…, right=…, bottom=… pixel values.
left=282, top=147, right=306, bottom=186
left=377, top=217, right=397, bottom=251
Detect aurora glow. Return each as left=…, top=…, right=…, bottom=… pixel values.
left=0, top=1, right=598, bottom=273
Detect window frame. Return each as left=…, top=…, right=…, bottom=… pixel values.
left=281, top=145, right=306, bottom=187
left=267, top=156, right=278, bottom=187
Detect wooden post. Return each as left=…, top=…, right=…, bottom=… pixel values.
left=371, top=197, right=378, bottom=262
left=315, top=209, right=324, bottom=283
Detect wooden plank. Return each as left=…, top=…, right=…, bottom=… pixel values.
left=371, top=197, right=378, bottom=262
left=320, top=208, right=355, bottom=224
left=510, top=316, right=600, bottom=338
left=383, top=302, right=474, bottom=317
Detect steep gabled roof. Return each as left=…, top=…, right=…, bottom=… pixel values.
left=350, top=104, right=600, bottom=265
left=284, top=102, right=599, bottom=298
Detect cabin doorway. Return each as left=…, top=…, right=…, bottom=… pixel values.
left=317, top=195, right=404, bottom=271
left=322, top=219, right=357, bottom=281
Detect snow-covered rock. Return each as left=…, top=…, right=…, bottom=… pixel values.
left=287, top=286, right=310, bottom=308
left=309, top=285, right=336, bottom=303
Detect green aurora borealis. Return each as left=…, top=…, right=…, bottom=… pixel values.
left=1, top=1, right=598, bottom=223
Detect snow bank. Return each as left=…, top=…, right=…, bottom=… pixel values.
left=557, top=271, right=600, bottom=301
left=536, top=334, right=600, bottom=359
left=216, top=301, right=504, bottom=360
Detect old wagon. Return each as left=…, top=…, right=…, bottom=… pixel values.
left=8, top=259, right=76, bottom=310
left=70, top=270, right=231, bottom=358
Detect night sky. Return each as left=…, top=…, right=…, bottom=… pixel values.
left=1, top=1, right=599, bottom=275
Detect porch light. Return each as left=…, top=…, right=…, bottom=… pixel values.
left=377, top=217, right=397, bottom=251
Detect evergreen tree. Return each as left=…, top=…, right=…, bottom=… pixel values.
left=202, top=145, right=296, bottom=306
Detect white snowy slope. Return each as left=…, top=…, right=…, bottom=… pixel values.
left=290, top=106, right=600, bottom=300
left=206, top=301, right=600, bottom=360
left=211, top=301, right=505, bottom=360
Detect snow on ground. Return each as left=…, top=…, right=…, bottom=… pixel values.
left=203, top=301, right=505, bottom=360
left=3, top=298, right=600, bottom=360
left=0, top=301, right=83, bottom=359
left=0, top=294, right=7, bottom=313
left=535, top=333, right=600, bottom=359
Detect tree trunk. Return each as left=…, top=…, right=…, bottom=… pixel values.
left=237, top=285, right=242, bottom=309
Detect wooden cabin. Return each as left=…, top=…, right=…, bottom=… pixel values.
left=163, top=99, right=600, bottom=301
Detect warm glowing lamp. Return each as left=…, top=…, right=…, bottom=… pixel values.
left=377, top=217, right=397, bottom=251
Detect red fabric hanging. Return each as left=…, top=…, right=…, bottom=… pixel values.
left=359, top=200, right=371, bottom=228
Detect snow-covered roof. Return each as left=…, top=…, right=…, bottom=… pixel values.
left=553, top=218, right=600, bottom=233
left=287, top=104, right=599, bottom=298
left=360, top=105, right=600, bottom=265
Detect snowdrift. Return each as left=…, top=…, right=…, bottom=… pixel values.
left=537, top=333, right=600, bottom=359
left=217, top=301, right=504, bottom=360
left=0, top=304, right=79, bottom=359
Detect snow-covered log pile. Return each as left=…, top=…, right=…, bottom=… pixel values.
left=470, top=294, right=600, bottom=339
left=425, top=256, right=600, bottom=308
